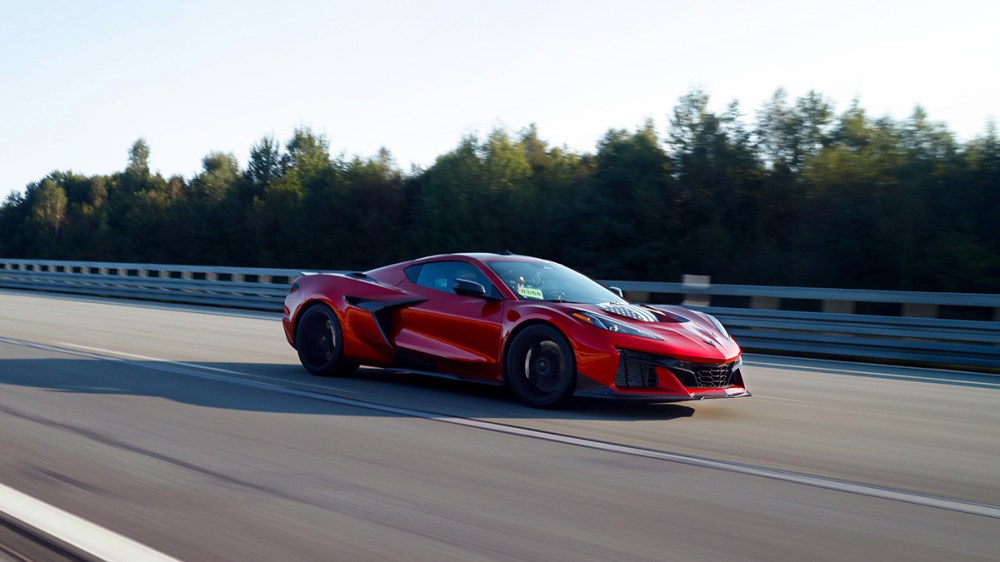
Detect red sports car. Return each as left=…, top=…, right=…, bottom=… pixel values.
left=282, top=253, right=749, bottom=408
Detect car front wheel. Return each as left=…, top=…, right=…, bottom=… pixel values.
left=505, top=325, right=576, bottom=408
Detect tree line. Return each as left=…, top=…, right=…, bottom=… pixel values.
left=1, top=89, right=997, bottom=293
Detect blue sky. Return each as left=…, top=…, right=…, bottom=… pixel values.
left=2, top=0, right=997, bottom=200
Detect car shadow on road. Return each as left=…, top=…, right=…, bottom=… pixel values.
left=353, top=367, right=699, bottom=421
left=0, top=358, right=698, bottom=422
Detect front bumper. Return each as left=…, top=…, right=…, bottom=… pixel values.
left=574, top=346, right=750, bottom=400
left=575, top=378, right=751, bottom=401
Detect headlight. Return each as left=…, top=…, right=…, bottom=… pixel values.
left=571, top=311, right=663, bottom=340
left=705, top=314, right=731, bottom=340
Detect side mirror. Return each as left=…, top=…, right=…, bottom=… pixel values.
left=608, top=286, right=624, bottom=298
left=453, top=279, right=490, bottom=298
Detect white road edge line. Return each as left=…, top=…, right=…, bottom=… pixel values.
left=7, top=336, right=1000, bottom=521
left=0, top=483, right=179, bottom=562
left=1, top=337, right=344, bottom=401
left=58, top=343, right=257, bottom=374
left=53, top=342, right=357, bottom=395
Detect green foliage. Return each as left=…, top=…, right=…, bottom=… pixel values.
left=127, top=139, right=151, bottom=176
left=1, top=92, right=997, bottom=292
left=30, top=179, right=68, bottom=235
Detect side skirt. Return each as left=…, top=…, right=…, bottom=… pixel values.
left=373, top=367, right=505, bottom=387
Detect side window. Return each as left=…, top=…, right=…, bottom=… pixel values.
left=410, top=261, right=500, bottom=298
left=404, top=264, right=422, bottom=283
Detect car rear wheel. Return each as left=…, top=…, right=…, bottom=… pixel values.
left=295, top=304, right=358, bottom=376
left=505, top=325, right=576, bottom=408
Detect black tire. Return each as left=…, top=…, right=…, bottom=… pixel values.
left=295, top=304, right=358, bottom=376
left=505, top=325, right=576, bottom=408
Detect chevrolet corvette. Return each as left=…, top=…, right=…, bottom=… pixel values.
left=282, top=253, right=749, bottom=408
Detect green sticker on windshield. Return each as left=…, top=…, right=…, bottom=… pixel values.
left=517, top=287, right=544, bottom=299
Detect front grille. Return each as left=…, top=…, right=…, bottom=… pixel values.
left=669, top=362, right=736, bottom=388
left=694, top=363, right=734, bottom=387
left=616, top=350, right=740, bottom=389
left=616, top=350, right=659, bottom=388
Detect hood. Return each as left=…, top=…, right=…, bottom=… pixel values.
left=558, top=302, right=740, bottom=361
left=596, top=302, right=659, bottom=322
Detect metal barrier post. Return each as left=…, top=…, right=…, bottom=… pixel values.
left=682, top=275, right=711, bottom=307
left=823, top=300, right=855, bottom=314
left=903, top=303, right=939, bottom=318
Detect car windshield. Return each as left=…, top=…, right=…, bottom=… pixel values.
left=485, top=260, right=626, bottom=304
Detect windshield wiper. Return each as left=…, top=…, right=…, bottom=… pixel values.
left=548, top=298, right=587, bottom=304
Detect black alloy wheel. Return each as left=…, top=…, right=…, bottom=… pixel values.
left=505, top=325, right=576, bottom=408
left=295, top=304, right=358, bottom=376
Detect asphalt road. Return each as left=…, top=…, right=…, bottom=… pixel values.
left=0, top=289, right=997, bottom=561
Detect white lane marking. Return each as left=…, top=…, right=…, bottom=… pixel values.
left=55, top=342, right=356, bottom=395
left=61, top=343, right=256, bottom=374
left=0, top=483, right=179, bottom=562
left=7, top=337, right=1000, bottom=521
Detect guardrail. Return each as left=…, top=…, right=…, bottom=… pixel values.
left=610, top=276, right=1000, bottom=369
left=2, top=259, right=998, bottom=369
left=0, top=259, right=330, bottom=311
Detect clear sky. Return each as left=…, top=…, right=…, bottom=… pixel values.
left=2, top=0, right=997, bottom=200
